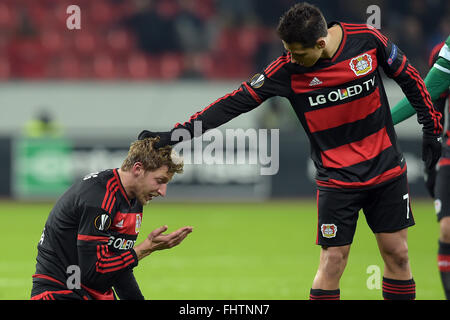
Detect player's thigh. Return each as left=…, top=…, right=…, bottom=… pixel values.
left=363, top=175, right=415, bottom=234
left=316, top=189, right=363, bottom=247
left=435, top=165, right=450, bottom=223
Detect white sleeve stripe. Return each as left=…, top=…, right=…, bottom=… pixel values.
left=434, top=63, right=450, bottom=74
left=438, top=44, right=450, bottom=60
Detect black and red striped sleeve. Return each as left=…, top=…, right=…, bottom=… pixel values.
left=360, top=25, right=442, bottom=136
left=171, top=53, right=292, bottom=137
left=76, top=191, right=138, bottom=292
left=428, top=41, right=449, bottom=118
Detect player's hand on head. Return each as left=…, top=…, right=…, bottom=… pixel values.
left=138, top=130, right=175, bottom=148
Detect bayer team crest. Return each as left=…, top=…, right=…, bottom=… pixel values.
left=321, top=224, right=337, bottom=238
left=435, top=199, right=442, bottom=215
left=349, top=53, right=373, bottom=76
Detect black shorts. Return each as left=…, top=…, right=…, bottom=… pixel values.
left=435, top=164, right=450, bottom=221
left=316, top=174, right=415, bottom=247
left=31, top=276, right=115, bottom=300
left=31, top=278, right=85, bottom=300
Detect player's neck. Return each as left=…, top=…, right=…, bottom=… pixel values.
left=321, top=24, right=343, bottom=59
left=116, top=168, right=135, bottom=200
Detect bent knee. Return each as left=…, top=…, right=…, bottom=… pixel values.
left=382, top=246, right=410, bottom=269
left=321, top=247, right=349, bottom=273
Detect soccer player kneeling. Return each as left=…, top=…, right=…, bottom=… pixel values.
left=31, top=138, right=192, bottom=300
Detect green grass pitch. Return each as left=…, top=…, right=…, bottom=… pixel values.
left=0, top=199, right=444, bottom=300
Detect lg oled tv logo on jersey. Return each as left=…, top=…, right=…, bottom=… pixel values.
left=350, top=53, right=373, bottom=76
left=108, top=236, right=136, bottom=250
left=308, top=76, right=375, bottom=107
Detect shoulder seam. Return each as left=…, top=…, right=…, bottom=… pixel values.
left=343, top=23, right=388, bottom=47
left=101, top=176, right=119, bottom=214
left=264, top=53, right=290, bottom=78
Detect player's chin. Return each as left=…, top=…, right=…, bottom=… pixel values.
left=137, top=194, right=153, bottom=206
left=302, top=60, right=317, bottom=67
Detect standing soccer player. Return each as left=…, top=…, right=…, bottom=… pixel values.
left=31, top=138, right=193, bottom=300
left=391, top=35, right=450, bottom=299
left=139, top=3, right=442, bottom=299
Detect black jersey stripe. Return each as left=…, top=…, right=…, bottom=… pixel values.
left=309, top=104, right=386, bottom=151
left=346, top=29, right=388, bottom=47
left=101, top=177, right=116, bottom=210
left=320, top=127, right=392, bottom=169
left=267, top=57, right=289, bottom=78
left=316, top=148, right=405, bottom=188
left=95, top=245, right=136, bottom=273
left=242, top=81, right=262, bottom=103
left=264, top=55, right=288, bottom=74
left=343, top=23, right=388, bottom=45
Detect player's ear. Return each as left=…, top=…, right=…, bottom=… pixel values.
left=132, top=162, right=145, bottom=177
left=316, top=38, right=326, bottom=49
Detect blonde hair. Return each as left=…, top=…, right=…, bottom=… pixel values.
left=121, top=137, right=183, bottom=174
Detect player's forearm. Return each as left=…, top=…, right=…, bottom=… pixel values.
left=391, top=65, right=449, bottom=126
left=393, top=65, right=442, bottom=135
left=113, top=270, right=145, bottom=300
left=423, top=66, right=450, bottom=101
left=172, top=84, right=260, bottom=137
left=391, top=98, right=416, bottom=125
left=77, top=245, right=139, bottom=294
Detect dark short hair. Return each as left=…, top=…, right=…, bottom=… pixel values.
left=276, top=2, right=328, bottom=48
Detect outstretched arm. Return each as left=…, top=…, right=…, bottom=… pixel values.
left=139, top=53, right=293, bottom=147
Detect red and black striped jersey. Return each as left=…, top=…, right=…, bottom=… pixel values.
left=33, top=169, right=144, bottom=299
left=172, top=22, right=442, bottom=189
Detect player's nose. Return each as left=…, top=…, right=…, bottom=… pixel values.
left=157, top=184, right=167, bottom=197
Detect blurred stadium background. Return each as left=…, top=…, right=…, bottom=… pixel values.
left=0, top=0, right=449, bottom=300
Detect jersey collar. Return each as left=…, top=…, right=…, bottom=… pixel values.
left=327, top=21, right=346, bottom=62
left=113, top=168, right=131, bottom=206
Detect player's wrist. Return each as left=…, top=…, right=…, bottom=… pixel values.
left=133, top=241, right=154, bottom=260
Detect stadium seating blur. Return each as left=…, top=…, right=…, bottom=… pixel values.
left=1, top=0, right=449, bottom=80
